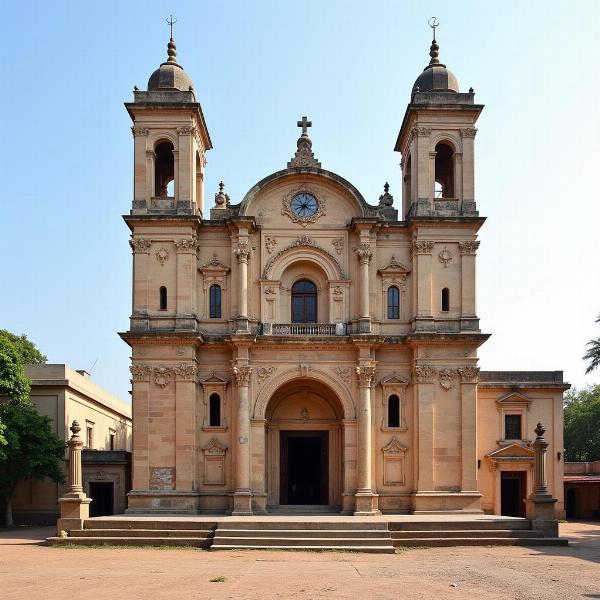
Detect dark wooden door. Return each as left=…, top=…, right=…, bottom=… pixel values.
left=89, top=482, right=114, bottom=517
left=500, top=471, right=527, bottom=518
left=291, top=280, right=317, bottom=323
left=280, top=431, right=328, bottom=505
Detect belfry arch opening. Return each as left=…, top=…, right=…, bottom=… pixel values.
left=264, top=378, right=345, bottom=509
left=434, top=142, right=455, bottom=198
left=154, top=140, right=175, bottom=198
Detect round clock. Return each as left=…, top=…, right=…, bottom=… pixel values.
left=291, top=193, right=319, bottom=218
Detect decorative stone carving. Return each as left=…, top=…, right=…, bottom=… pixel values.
left=202, top=439, right=227, bottom=486
left=332, top=286, right=343, bottom=296
left=231, top=365, right=252, bottom=387
left=130, top=364, right=152, bottom=381
left=355, top=243, right=373, bottom=264
left=131, top=127, right=149, bottom=137
left=333, top=366, right=353, bottom=383
left=257, top=366, right=277, bottom=382
left=460, top=127, right=477, bottom=138
left=154, top=367, right=172, bottom=389
left=155, top=247, right=169, bottom=266
left=213, top=181, right=230, bottom=209
left=438, top=247, right=452, bottom=267
left=378, top=182, right=394, bottom=207
left=382, top=437, right=408, bottom=486
left=288, top=117, right=321, bottom=169
left=201, top=253, right=229, bottom=270
left=439, top=368, right=456, bottom=391
left=174, top=236, right=198, bottom=252
left=129, top=238, right=151, bottom=253
left=413, top=126, right=432, bottom=137
left=413, top=365, right=436, bottom=384
left=331, top=237, right=344, bottom=255
left=458, top=241, right=480, bottom=255
left=458, top=366, right=480, bottom=383
left=281, top=185, right=327, bottom=227
left=356, top=365, right=376, bottom=387
left=411, top=240, right=435, bottom=256
left=300, top=364, right=311, bottom=377
left=234, top=239, right=251, bottom=263
left=301, top=407, right=309, bottom=422
left=174, top=363, right=198, bottom=380
left=265, top=237, right=277, bottom=254
left=177, top=126, right=196, bottom=136
left=264, top=287, right=277, bottom=295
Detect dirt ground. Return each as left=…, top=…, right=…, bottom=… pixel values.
left=1, top=522, right=599, bottom=600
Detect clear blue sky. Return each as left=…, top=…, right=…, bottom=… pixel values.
left=1, top=1, right=598, bottom=401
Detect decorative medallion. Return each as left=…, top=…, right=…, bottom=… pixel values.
left=438, top=247, right=453, bottom=268
left=333, top=366, right=353, bottom=383
left=155, top=247, right=169, bottom=266
left=257, top=366, right=277, bottom=381
left=154, top=367, right=172, bottom=388
left=331, top=237, right=344, bottom=255
left=281, top=185, right=327, bottom=227
left=265, top=237, right=278, bottom=254
left=439, top=369, right=456, bottom=391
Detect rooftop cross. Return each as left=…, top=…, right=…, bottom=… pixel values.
left=166, top=14, right=177, bottom=39
left=297, top=116, right=312, bottom=136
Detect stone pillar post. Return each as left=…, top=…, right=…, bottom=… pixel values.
left=356, top=243, right=373, bottom=333
left=459, top=128, right=477, bottom=203
left=174, top=236, right=197, bottom=328
left=57, top=421, right=91, bottom=534
left=232, top=364, right=253, bottom=515
left=526, top=423, right=559, bottom=537
left=458, top=366, right=479, bottom=492
left=354, top=365, right=379, bottom=515
left=413, top=365, right=435, bottom=492
left=411, top=240, right=435, bottom=331
left=234, top=239, right=251, bottom=331
left=459, top=241, right=479, bottom=331
left=129, top=238, right=151, bottom=323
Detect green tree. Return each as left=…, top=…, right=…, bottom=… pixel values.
left=0, top=338, right=30, bottom=405
left=0, top=330, right=47, bottom=365
left=584, top=315, right=600, bottom=374
left=0, top=403, right=65, bottom=526
left=563, top=384, right=600, bottom=462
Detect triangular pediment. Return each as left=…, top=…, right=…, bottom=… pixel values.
left=486, top=443, right=534, bottom=459
left=378, top=255, right=411, bottom=275
left=496, top=391, right=531, bottom=408
left=380, top=374, right=409, bottom=386
left=200, top=373, right=228, bottom=385
left=382, top=436, right=408, bottom=455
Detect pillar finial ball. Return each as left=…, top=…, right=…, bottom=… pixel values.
left=70, top=420, right=81, bottom=436
left=534, top=422, right=546, bottom=438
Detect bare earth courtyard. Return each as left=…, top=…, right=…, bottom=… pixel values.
left=1, top=522, right=598, bottom=600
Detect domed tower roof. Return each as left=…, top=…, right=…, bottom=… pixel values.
left=147, top=36, right=195, bottom=93
left=411, top=24, right=459, bottom=96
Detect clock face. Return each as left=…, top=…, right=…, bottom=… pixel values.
left=291, top=193, right=318, bottom=218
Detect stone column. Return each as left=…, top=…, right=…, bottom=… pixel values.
left=459, top=241, right=480, bottom=331
left=232, top=364, right=253, bottom=515
left=174, top=236, right=197, bottom=329
left=411, top=240, right=435, bottom=332
left=526, top=423, right=559, bottom=537
left=57, top=421, right=91, bottom=534
left=458, top=366, right=479, bottom=492
left=354, top=365, right=379, bottom=515
left=174, top=363, right=198, bottom=492
left=413, top=365, right=435, bottom=493
left=356, top=243, right=373, bottom=333
left=129, top=238, right=151, bottom=325
left=234, top=239, right=251, bottom=332
left=459, top=128, right=477, bottom=203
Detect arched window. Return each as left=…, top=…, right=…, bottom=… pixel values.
left=387, top=286, right=400, bottom=319
left=209, top=284, right=222, bottom=318
left=388, top=394, right=400, bottom=428
left=441, top=287, right=450, bottom=312
left=291, top=279, right=317, bottom=323
left=209, top=393, right=221, bottom=427
left=154, top=141, right=175, bottom=198
left=434, top=142, right=455, bottom=198
left=159, top=286, right=167, bottom=310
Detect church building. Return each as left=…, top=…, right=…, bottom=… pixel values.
left=121, top=29, right=568, bottom=517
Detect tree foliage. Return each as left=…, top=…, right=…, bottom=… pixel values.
left=563, top=384, right=600, bottom=462
left=583, top=314, right=600, bottom=374
left=0, top=330, right=47, bottom=365
left=0, top=337, right=30, bottom=406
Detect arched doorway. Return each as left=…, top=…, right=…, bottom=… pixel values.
left=264, top=379, right=345, bottom=510
left=291, top=279, right=317, bottom=323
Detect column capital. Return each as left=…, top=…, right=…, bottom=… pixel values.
left=460, top=127, right=477, bottom=138
left=355, top=365, right=376, bottom=387
left=355, top=243, right=373, bottom=264
left=411, top=240, right=435, bottom=256
left=458, top=366, right=480, bottom=383
left=413, top=364, right=436, bottom=384
left=458, top=240, right=480, bottom=255
left=235, top=239, right=251, bottom=263
left=231, top=365, right=252, bottom=387
left=174, top=235, right=199, bottom=253
left=129, top=238, right=152, bottom=253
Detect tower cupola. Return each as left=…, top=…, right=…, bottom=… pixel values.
left=147, top=36, right=195, bottom=94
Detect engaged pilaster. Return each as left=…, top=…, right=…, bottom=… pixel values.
left=234, top=238, right=251, bottom=332
left=356, top=243, right=373, bottom=333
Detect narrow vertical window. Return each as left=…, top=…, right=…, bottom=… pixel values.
left=159, top=286, right=168, bottom=310
left=441, top=287, right=450, bottom=312
left=209, top=393, right=221, bottom=427
left=86, top=426, right=93, bottom=448
left=209, top=284, right=222, bottom=318
left=388, top=395, right=400, bottom=428
left=387, top=286, right=400, bottom=319
left=505, top=414, right=522, bottom=440
left=109, top=431, right=115, bottom=451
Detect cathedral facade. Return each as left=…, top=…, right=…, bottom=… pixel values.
left=122, top=33, right=568, bottom=517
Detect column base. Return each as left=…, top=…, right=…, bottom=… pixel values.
left=358, top=317, right=372, bottom=334
left=57, top=495, right=91, bottom=534
left=526, top=495, right=558, bottom=537
left=232, top=491, right=253, bottom=516
left=353, top=492, right=380, bottom=516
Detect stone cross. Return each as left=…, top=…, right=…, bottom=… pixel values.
left=297, top=116, right=312, bottom=136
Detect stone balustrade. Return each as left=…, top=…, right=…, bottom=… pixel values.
left=264, top=322, right=345, bottom=336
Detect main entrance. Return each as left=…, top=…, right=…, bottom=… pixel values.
left=280, top=431, right=328, bottom=504
left=500, top=471, right=527, bottom=517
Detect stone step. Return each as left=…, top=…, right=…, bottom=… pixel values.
left=216, top=528, right=390, bottom=539
left=212, top=536, right=391, bottom=547
left=83, top=520, right=218, bottom=531
left=393, top=537, right=569, bottom=547
left=46, top=536, right=211, bottom=548
left=389, top=520, right=531, bottom=532
left=221, top=521, right=389, bottom=531
left=391, top=529, right=544, bottom=539
left=210, top=544, right=395, bottom=554
left=71, top=529, right=214, bottom=538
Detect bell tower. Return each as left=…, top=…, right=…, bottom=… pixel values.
left=125, top=31, right=212, bottom=216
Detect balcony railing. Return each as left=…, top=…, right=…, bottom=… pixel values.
left=263, top=323, right=345, bottom=336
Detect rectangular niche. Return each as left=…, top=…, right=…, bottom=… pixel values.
left=382, top=437, right=408, bottom=486
left=202, top=439, right=227, bottom=486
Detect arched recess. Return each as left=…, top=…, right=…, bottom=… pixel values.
left=265, top=244, right=344, bottom=281
left=253, top=368, right=355, bottom=420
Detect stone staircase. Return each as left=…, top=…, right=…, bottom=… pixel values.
left=210, top=520, right=395, bottom=553
left=389, top=519, right=568, bottom=547
left=47, top=518, right=217, bottom=548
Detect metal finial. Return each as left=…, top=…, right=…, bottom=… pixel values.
left=165, top=15, right=178, bottom=63
left=166, top=14, right=177, bottom=38
left=219, top=181, right=224, bottom=192
left=384, top=182, right=390, bottom=194
left=428, top=17, right=440, bottom=65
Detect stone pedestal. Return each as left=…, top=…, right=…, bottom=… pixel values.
left=57, top=421, right=92, bottom=534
